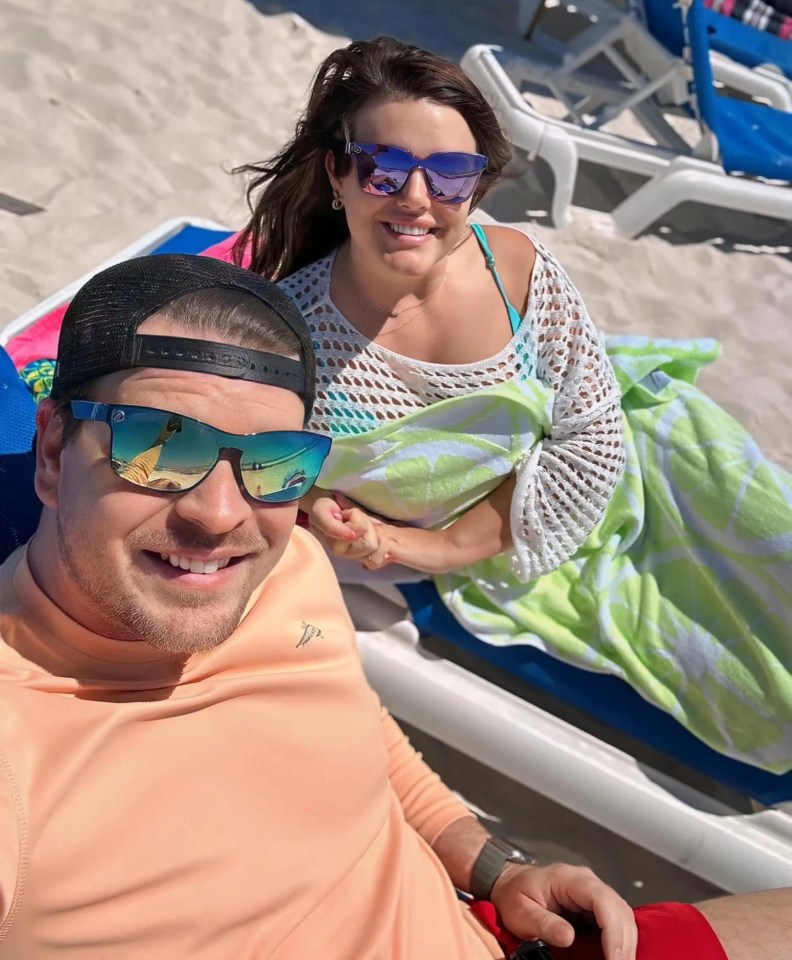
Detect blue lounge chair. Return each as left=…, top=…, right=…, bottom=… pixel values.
left=684, top=0, right=792, bottom=180
left=3, top=219, right=792, bottom=894
left=608, top=0, right=792, bottom=234
left=0, top=345, right=38, bottom=555
left=515, top=0, right=792, bottom=120
left=463, top=38, right=792, bottom=236
left=640, top=0, right=792, bottom=82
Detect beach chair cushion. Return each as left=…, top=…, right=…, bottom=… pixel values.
left=686, top=0, right=792, bottom=177
left=0, top=345, right=39, bottom=555
left=713, top=95, right=792, bottom=175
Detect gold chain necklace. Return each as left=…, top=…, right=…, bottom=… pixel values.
left=343, top=247, right=448, bottom=337
left=350, top=270, right=447, bottom=319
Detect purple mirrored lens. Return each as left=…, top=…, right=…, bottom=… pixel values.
left=348, top=143, right=486, bottom=204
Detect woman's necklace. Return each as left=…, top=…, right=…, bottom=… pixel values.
left=351, top=271, right=447, bottom=319
left=344, top=249, right=448, bottom=337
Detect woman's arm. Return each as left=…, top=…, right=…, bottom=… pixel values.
left=359, top=475, right=516, bottom=574
left=511, top=246, right=625, bottom=580
left=306, top=479, right=516, bottom=575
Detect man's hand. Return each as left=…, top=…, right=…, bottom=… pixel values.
left=491, top=862, right=637, bottom=960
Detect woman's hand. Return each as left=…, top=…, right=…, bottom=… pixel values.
left=308, top=494, right=457, bottom=573
left=308, top=495, right=391, bottom=561
left=490, top=862, right=638, bottom=960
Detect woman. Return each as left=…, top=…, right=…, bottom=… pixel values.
left=233, top=37, right=626, bottom=582
left=222, top=36, right=792, bottom=776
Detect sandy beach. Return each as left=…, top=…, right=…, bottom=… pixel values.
left=2, top=0, right=790, bottom=905
left=3, top=0, right=791, bottom=468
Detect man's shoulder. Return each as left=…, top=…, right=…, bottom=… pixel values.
left=0, top=546, right=25, bottom=599
left=283, top=524, right=337, bottom=568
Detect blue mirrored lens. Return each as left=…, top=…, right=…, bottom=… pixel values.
left=71, top=402, right=330, bottom=503
left=349, top=142, right=486, bottom=204
left=238, top=433, right=330, bottom=503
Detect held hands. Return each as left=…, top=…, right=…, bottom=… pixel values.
left=490, top=863, right=638, bottom=960
left=308, top=494, right=395, bottom=568
left=307, top=494, right=455, bottom=574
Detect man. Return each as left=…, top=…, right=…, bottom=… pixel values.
left=0, top=254, right=785, bottom=959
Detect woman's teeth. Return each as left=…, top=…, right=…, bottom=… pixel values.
left=160, top=554, right=231, bottom=575
left=388, top=224, right=430, bottom=236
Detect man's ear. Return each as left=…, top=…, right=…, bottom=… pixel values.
left=34, top=399, right=65, bottom=508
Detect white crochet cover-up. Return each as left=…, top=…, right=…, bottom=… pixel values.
left=280, top=236, right=626, bottom=579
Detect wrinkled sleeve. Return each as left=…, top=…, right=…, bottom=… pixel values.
left=380, top=708, right=473, bottom=846
left=511, top=246, right=625, bottom=581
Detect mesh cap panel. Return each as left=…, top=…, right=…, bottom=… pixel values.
left=51, top=254, right=316, bottom=413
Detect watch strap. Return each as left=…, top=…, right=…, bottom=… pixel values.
left=470, top=839, right=511, bottom=901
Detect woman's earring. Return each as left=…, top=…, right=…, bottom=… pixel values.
left=331, top=193, right=344, bottom=211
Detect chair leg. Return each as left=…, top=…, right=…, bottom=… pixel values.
left=536, top=128, right=578, bottom=228
left=611, top=157, right=792, bottom=238
left=611, top=159, right=722, bottom=237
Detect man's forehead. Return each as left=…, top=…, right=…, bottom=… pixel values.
left=94, top=364, right=301, bottom=404
left=136, top=312, right=194, bottom=336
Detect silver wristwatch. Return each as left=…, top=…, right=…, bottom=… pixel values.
left=469, top=837, right=534, bottom=901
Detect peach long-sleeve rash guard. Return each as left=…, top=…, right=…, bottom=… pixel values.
left=0, top=527, right=499, bottom=959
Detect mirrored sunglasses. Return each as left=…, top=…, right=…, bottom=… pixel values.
left=346, top=141, right=488, bottom=204
left=70, top=401, right=331, bottom=504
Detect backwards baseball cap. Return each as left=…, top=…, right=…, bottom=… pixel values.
left=50, top=253, right=316, bottom=416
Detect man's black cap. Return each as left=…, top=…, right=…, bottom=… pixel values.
left=50, top=253, right=316, bottom=416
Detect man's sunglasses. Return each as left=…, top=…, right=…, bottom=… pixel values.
left=70, top=401, right=331, bottom=504
left=346, top=142, right=488, bottom=204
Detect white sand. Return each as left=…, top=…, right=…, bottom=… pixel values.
left=1, top=0, right=790, bottom=900
left=0, top=1, right=340, bottom=329
left=2, top=0, right=790, bottom=467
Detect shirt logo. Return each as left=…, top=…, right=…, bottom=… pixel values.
left=297, top=622, right=323, bottom=648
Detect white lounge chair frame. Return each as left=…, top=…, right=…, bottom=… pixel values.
left=351, top=586, right=792, bottom=894
left=6, top=218, right=792, bottom=893
left=462, top=43, right=792, bottom=237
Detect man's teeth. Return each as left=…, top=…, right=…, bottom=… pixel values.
left=388, top=223, right=430, bottom=236
left=159, top=554, right=232, bottom=574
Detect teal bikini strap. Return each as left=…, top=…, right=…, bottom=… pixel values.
left=470, top=223, right=523, bottom=335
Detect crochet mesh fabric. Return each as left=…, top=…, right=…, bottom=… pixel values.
left=280, top=239, right=625, bottom=579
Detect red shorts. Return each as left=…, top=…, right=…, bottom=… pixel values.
left=473, top=901, right=728, bottom=960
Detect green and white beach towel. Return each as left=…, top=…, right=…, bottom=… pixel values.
left=319, top=336, right=792, bottom=773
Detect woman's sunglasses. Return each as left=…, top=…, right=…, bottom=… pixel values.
left=346, top=142, right=488, bottom=204
left=70, top=401, right=331, bottom=504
